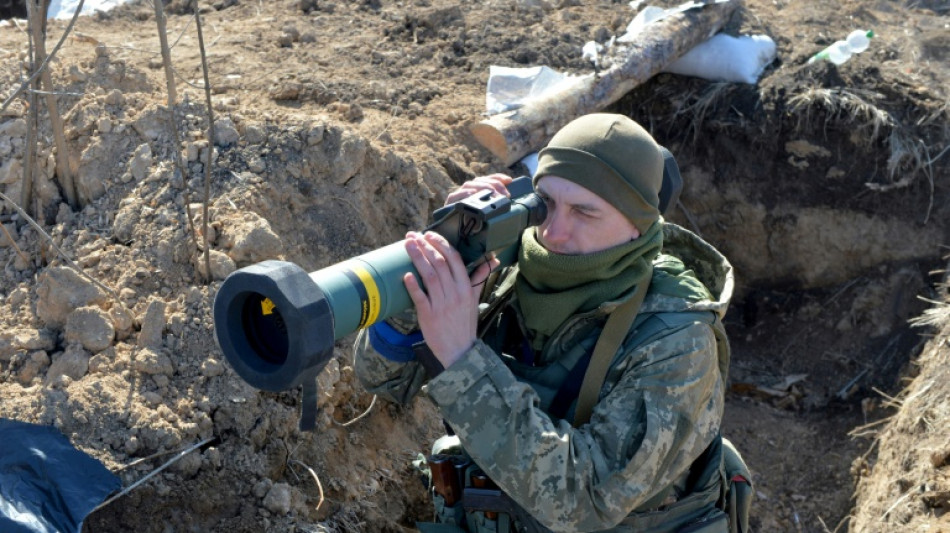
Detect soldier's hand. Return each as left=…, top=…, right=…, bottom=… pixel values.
left=402, top=231, right=497, bottom=368
left=444, top=174, right=514, bottom=205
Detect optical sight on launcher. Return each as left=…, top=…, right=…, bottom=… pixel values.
left=213, top=149, right=682, bottom=431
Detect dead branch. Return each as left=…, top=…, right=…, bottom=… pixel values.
left=194, top=0, right=213, bottom=283
left=91, top=436, right=216, bottom=514
left=470, top=0, right=742, bottom=166
left=154, top=0, right=201, bottom=255
left=29, top=0, right=78, bottom=208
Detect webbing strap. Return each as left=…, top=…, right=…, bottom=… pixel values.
left=573, top=267, right=652, bottom=427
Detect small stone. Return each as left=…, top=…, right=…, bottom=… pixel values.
left=142, top=391, right=162, bottom=406
left=248, top=157, right=266, bottom=173
left=270, top=82, right=301, bottom=101
left=129, top=143, right=152, bottom=182
left=7, top=287, right=28, bottom=307
left=133, top=348, right=174, bottom=376
left=185, top=141, right=200, bottom=162
left=262, top=483, right=292, bottom=515
left=65, top=306, right=115, bottom=353
left=245, top=125, right=265, bottom=145
left=214, top=117, right=240, bottom=147
left=17, top=351, right=50, bottom=385
left=124, top=435, right=140, bottom=455
left=138, top=299, right=167, bottom=350
left=253, top=479, right=271, bottom=499
left=46, top=345, right=91, bottom=384
left=196, top=249, right=236, bottom=281
left=200, top=358, right=226, bottom=377
left=104, top=88, right=123, bottom=106
left=35, top=267, right=108, bottom=328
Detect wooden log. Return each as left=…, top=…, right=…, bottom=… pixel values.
left=471, top=0, right=742, bottom=167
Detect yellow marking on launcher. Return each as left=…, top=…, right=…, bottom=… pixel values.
left=261, top=297, right=276, bottom=316
left=352, top=266, right=381, bottom=327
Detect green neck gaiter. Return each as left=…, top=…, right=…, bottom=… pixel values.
left=515, top=221, right=663, bottom=351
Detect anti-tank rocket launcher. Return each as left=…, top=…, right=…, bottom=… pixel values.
left=212, top=177, right=545, bottom=430
left=212, top=148, right=682, bottom=431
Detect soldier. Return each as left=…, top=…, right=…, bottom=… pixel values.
left=355, top=113, right=749, bottom=532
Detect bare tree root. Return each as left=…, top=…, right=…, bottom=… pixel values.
left=288, top=459, right=326, bottom=513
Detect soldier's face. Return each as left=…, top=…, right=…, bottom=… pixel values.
left=535, top=176, right=640, bottom=255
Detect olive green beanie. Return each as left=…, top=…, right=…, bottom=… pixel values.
left=533, top=113, right=663, bottom=233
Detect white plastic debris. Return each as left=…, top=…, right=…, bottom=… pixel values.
left=664, top=33, right=777, bottom=84
left=485, top=65, right=585, bottom=115
left=619, top=0, right=732, bottom=42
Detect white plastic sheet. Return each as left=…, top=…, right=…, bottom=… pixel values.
left=485, top=65, right=586, bottom=115
left=47, top=0, right=134, bottom=20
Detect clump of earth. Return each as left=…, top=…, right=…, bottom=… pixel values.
left=0, top=0, right=948, bottom=531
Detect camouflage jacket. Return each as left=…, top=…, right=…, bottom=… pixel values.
left=355, top=222, right=734, bottom=532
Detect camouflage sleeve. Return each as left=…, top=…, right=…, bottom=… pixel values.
left=352, top=328, right=429, bottom=406
left=425, top=322, right=724, bottom=532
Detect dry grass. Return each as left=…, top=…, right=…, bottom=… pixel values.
left=788, top=86, right=948, bottom=222
left=670, top=81, right=735, bottom=145
left=788, top=87, right=892, bottom=146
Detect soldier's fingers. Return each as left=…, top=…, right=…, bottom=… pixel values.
left=470, top=174, right=513, bottom=197
left=411, top=232, right=459, bottom=299
left=403, top=271, right=431, bottom=315
left=422, top=232, right=468, bottom=286
left=405, top=233, right=445, bottom=301
left=444, top=174, right=513, bottom=204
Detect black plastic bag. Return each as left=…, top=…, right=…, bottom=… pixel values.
left=0, top=418, right=120, bottom=533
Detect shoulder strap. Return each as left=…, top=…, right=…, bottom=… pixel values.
left=573, top=266, right=652, bottom=427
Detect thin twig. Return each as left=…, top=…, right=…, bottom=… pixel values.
left=26, top=88, right=84, bottom=97
left=882, top=489, right=914, bottom=519
left=21, top=0, right=38, bottom=216
left=288, top=459, right=326, bottom=512
left=0, top=222, right=29, bottom=264
left=92, top=436, right=216, bottom=513
left=0, top=190, right=119, bottom=300
left=193, top=0, right=214, bottom=283
left=0, top=0, right=85, bottom=116
left=154, top=0, right=177, bottom=104
left=334, top=394, right=377, bottom=427
left=154, top=0, right=201, bottom=255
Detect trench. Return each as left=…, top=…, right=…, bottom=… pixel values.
left=80, top=103, right=943, bottom=531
